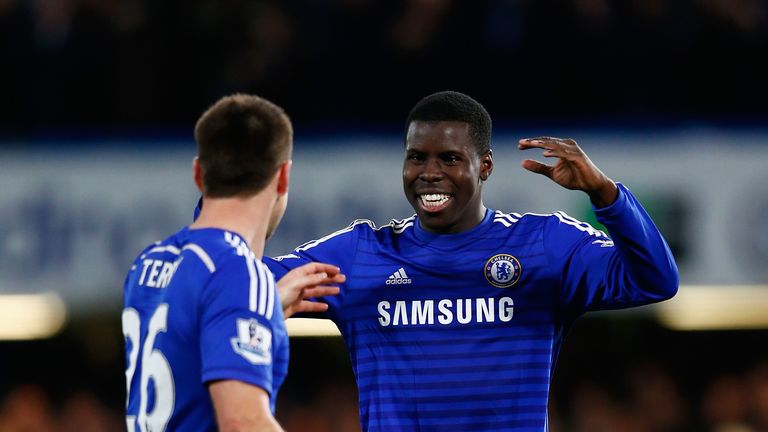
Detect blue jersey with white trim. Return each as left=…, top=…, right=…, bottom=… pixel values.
left=265, top=184, right=677, bottom=432
left=123, top=227, right=288, bottom=432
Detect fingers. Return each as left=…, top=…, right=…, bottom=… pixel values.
left=282, top=262, right=341, bottom=279
left=518, top=137, right=560, bottom=150
left=302, top=285, right=340, bottom=299
left=290, top=286, right=339, bottom=316
left=518, top=136, right=575, bottom=146
left=280, top=263, right=345, bottom=284
left=294, top=300, right=329, bottom=313
left=277, top=262, right=344, bottom=315
left=277, top=271, right=328, bottom=292
left=325, top=273, right=346, bottom=284
left=299, top=262, right=342, bottom=277
left=521, top=159, right=553, bottom=178
left=518, top=137, right=578, bottom=153
left=278, top=269, right=343, bottom=295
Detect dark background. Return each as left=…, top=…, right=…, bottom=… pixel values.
left=1, top=0, right=766, bottom=135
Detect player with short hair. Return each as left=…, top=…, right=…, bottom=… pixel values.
left=123, top=94, right=343, bottom=432
left=251, top=90, right=679, bottom=431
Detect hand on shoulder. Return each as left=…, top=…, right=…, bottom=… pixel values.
left=277, top=262, right=345, bottom=318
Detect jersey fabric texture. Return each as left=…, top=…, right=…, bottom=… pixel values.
left=265, top=183, right=678, bottom=432
left=123, top=227, right=288, bottom=432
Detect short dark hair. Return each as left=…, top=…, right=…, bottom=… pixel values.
left=194, top=94, right=293, bottom=198
left=405, top=91, right=492, bottom=154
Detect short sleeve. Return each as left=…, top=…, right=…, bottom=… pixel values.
left=199, top=254, right=280, bottom=396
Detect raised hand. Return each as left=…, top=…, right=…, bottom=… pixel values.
left=277, top=262, right=345, bottom=318
left=518, top=137, right=618, bottom=208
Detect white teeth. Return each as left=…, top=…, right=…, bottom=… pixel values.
left=419, top=194, right=451, bottom=208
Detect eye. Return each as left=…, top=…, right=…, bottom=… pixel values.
left=443, top=154, right=460, bottom=164
left=407, top=152, right=424, bottom=162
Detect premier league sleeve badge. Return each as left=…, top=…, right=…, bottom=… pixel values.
left=231, top=318, right=272, bottom=365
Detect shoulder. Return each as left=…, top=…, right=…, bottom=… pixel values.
left=489, top=210, right=551, bottom=229
left=545, top=211, right=608, bottom=238
left=197, top=233, right=277, bottom=313
left=377, top=215, right=417, bottom=235
left=293, top=219, right=374, bottom=252
left=127, top=230, right=187, bottom=272
left=491, top=210, right=608, bottom=238
left=183, top=230, right=265, bottom=276
left=338, top=216, right=417, bottom=235
left=288, top=215, right=417, bottom=254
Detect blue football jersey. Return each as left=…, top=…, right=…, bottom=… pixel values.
left=265, top=183, right=678, bottom=432
left=123, top=227, right=288, bottom=432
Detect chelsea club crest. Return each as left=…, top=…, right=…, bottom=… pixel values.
left=484, top=254, right=522, bottom=288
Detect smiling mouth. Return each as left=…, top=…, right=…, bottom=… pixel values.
left=418, top=193, right=453, bottom=212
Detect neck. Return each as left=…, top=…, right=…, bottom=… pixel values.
left=189, top=194, right=272, bottom=258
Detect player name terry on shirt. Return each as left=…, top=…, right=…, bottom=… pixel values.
left=377, top=296, right=514, bottom=327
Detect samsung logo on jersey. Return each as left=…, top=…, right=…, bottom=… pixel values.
left=377, top=297, right=514, bottom=327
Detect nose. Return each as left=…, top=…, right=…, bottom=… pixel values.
left=418, top=158, right=443, bottom=182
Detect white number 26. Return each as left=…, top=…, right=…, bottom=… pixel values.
left=122, top=304, right=175, bottom=432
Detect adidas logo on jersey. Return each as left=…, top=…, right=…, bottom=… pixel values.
left=386, top=268, right=412, bottom=285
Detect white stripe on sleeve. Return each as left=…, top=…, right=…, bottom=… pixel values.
left=265, top=269, right=275, bottom=320
left=256, top=261, right=268, bottom=316
left=245, top=254, right=258, bottom=312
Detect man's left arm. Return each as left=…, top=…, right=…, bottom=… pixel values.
left=548, top=184, right=679, bottom=313
left=519, top=137, right=679, bottom=313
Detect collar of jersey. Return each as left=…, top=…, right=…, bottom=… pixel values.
left=183, top=226, right=249, bottom=247
left=412, top=208, right=495, bottom=247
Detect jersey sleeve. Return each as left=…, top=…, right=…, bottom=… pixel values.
left=264, top=220, right=370, bottom=321
left=547, top=183, right=679, bottom=317
left=198, top=253, right=281, bottom=396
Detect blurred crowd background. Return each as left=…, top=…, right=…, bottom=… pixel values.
left=1, top=0, right=767, bottom=131
left=1, top=0, right=768, bottom=431
left=3, top=318, right=768, bottom=432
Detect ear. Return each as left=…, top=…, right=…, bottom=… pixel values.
left=192, top=157, right=204, bottom=193
left=276, top=160, right=292, bottom=196
left=479, top=150, right=493, bottom=181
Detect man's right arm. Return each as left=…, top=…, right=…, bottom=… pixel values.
left=209, top=380, right=283, bottom=432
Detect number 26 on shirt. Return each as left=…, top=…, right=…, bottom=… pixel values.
left=122, top=304, right=175, bottom=432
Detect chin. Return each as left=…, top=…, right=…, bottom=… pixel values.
left=417, top=214, right=450, bottom=232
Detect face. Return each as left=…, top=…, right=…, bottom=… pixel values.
left=403, top=121, right=492, bottom=234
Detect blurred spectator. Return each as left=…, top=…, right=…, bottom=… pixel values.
left=0, top=385, right=58, bottom=432
left=3, top=345, right=768, bottom=431
left=0, top=386, right=121, bottom=432
left=702, top=375, right=752, bottom=431
left=748, top=362, right=768, bottom=431
left=628, top=364, right=689, bottom=432
left=57, top=391, right=122, bottom=432
left=1, top=0, right=767, bottom=133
